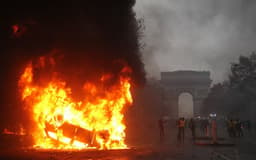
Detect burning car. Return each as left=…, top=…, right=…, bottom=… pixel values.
left=18, top=55, right=133, bottom=150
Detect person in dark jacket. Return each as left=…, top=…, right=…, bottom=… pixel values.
left=158, top=118, right=165, bottom=142
left=189, top=118, right=196, bottom=141
left=236, top=119, right=243, bottom=137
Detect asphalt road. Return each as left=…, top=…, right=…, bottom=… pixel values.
left=0, top=127, right=255, bottom=160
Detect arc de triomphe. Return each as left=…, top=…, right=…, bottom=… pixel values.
left=160, top=71, right=212, bottom=118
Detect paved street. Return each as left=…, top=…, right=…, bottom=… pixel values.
left=1, top=128, right=255, bottom=160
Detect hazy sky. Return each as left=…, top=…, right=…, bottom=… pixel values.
left=135, top=0, right=256, bottom=83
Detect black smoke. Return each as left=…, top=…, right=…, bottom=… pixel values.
left=0, top=1, right=145, bottom=129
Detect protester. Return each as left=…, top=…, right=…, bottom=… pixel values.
left=230, top=119, right=236, bottom=137
left=211, top=118, right=217, bottom=144
left=158, top=117, right=166, bottom=142
left=200, top=119, right=204, bottom=136
left=236, top=119, right=243, bottom=137
left=177, top=117, right=185, bottom=144
left=227, top=119, right=233, bottom=137
left=189, top=118, right=196, bottom=141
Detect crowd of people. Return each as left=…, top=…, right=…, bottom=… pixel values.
left=226, top=119, right=251, bottom=137
left=176, top=117, right=216, bottom=142
left=158, top=116, right=252, bottom=144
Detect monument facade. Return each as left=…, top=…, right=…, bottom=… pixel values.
left=160, top=71, right=212, bottom=118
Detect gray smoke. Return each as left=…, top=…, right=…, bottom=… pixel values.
left=135, top=0, right=256, bottom=83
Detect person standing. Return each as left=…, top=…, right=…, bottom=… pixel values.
left=199, top=119, right=204, bottom=136
left=205, top=118, right=210, bottom=137
left=177, top=117, right=185, bottom=144
left=231, top=119, right=236, bottom=137
left=158, top=118, right=165, bottom=142
left=189, top=118, right=196, bottom=141
left=233, top=119, right=238, bottom=137
left=227, top=119, right=233, bottom=137
left=236, top=119, right=243, bottom=137
left=211, top=118, right=217, bottom=144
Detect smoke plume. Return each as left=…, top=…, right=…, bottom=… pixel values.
left=135, top=0, right=256, bottom=83
left=0, top=0, right=145, bottom=128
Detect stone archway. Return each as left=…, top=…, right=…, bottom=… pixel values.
left=160, top=71, right=211, bottom=118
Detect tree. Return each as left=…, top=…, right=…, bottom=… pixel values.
left=203, top=52, right=256, bottom=119
left=230, top=52, right=256, bottom=99
left=202, top=82, right=229, bottom=115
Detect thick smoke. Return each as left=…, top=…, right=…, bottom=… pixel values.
left=0, top=1, right=145, bottom=128
left=135, top=0, right=256, bottom=83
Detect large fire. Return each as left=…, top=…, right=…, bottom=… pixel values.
left=18, top=56, right=133, bottom=150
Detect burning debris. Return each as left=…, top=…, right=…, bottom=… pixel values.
left=19, top=55, right=133, bottom=150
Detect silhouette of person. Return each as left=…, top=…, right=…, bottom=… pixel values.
left=189, top=118, right=196, bottom=141
left=158, top=118, right=165, bottom=142
left=177, top=117, right=185, bottom=144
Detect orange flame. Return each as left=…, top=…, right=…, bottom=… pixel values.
left=18, top=56, right=133, bottom=150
